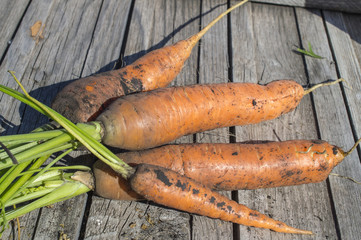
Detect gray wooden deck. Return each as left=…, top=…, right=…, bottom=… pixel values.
left=1, top=0, right=361, bottom=239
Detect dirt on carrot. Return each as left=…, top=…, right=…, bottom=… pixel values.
left=93, top=138, right=353, bottom=201
left=128, top=164, right=313, bottom=234
left=118, top=140, right=346, bottom=189
left=96, top=79, right=343, bottom=150
left=51, top=0, right=248, bottom=123
left=97, top=80, right=304, bottom=150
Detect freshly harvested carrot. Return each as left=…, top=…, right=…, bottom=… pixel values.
left=97, top=79, right=343, bottom=150
left=128, top=163, right=312, bottom=234
left=93, top=160, right=143, bottom=201
left=93, top=138, right=360, bottom=200
left=51, top=0, right=248, bottom=123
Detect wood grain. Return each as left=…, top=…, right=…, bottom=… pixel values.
left=232, top=3, right=336, bottom=239
left=251, top=0, right=361, bottom=14
left=84, top=0, right=200, bottom=239
left=1, top=0, right=361, bottom=239
left=0, top=0, right=55, bottom=134
left=20, top=1, right=103, bottom=239
left=1, top=0, right=103, bottom=238
left=320, top=10, right=361, bottom=239
left=0, top=1, right=63, bottom=237
left=193, top=0, right=233, bottom=239
left=0, top=0, right=30, bottom=57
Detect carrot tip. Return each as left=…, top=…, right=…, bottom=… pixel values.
left=279, top=227, right=313, bottom=235
left=274, top=222, right=313, bottom=235
left=286, top=227, right=313, bottom=235
left=343, top=137, right=361, bottom=158
left=192, top=0, right=248, bottom=42
left=297, top=229, right=313, bottom=235
left=304, top=78, right=345, bottom=95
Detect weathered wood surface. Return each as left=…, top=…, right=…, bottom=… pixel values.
left=0, top=0, right=30, bottom=57
left=85, top=1, right=199, bottom=239
left=1, top=0, right=361, bottom=239
left=321, top=10, right=361, bottom=239
left=193, top=0, right=233, bottom=239
left=251, top=0, right=361, bottom=14
left=232, top=4, right=336, bottom=240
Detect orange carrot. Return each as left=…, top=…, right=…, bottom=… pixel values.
left=93, top=160, right=143, bottom=201
left=128, top=164, right=312, bottom=234
left=97, top=79, right=343, bottom=150
left=51, top=0, right=248, bottom=123
left=93, top=138, right=359, bottom=200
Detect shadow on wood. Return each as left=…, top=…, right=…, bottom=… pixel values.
left=4, top=2, right=226, bottom=135
left=251, top=0, right=361, bottom=14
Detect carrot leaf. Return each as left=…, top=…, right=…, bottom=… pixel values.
left=295, top=42, right=324, bottom=59
left=0, top=71, right=133, bottom=232
left=1, top=71, right=132, bottom=178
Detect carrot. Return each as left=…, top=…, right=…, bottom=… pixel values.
left=93, top=160, right=143, bottom=201
left=97, top=79, right=344, bottom=150
left=128, top=163, right=312, bottom=234
left=93, top=138, right=360, bottom=201
left=51, top=0, right=248, bottom=123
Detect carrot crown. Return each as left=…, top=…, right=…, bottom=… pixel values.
left=0, top=71, right=132, bottom=178
left=0, top=71, right=134, bottom=231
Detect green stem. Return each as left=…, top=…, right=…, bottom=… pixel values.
left=5, top=173, right=72, bottom=206
left=0, top=162, right=31, bottom=196
left=1, top=179, right=90, bottom=225
left=5, top=187, right=55, bottom=207
left=0, top=133, right=72, bottom=170
left=0, top=141, right=39, bottom=159
left=0, top=154, right=50, bottom=204
left=18, top=165, right=91, bottom=177
left=32, top=122, right=60, bottom=132
left=0, top=166, right=15, bottom=187
left=0, top=122, right=101, bottom=170
left=1, top=73, right=133, bottom=178
left=13, top=172, right=71, bottom=190
left=7, top=72, right=132, bottom=177
left=0, top=128, right=66, bottom=143
left=22, top=169, right=63, bottom=186
left=0, top=122, right=101, bottom=168
left=6, top=150, right=73, bottom=206
left=44, top=180, right=64, bottom=188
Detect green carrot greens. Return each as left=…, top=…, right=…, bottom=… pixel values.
left=295, top=42, right=324, bottom=59
left=1, top=71, right=132, bottom=177
left=0, top=71, right=133, bottom=232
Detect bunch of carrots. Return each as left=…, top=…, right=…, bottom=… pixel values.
left=0, top=0, right=358, bottom=236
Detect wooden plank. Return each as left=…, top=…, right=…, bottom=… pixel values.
left=344, top=14, right=361, bottom=66
left=0, top=0, right=56, bottom=135
left=0, top=1, right=61, bottom=237
left=295, top=8, right=361, bottom=240
left=21, top=1, right=103, bottom=239
left=85, top=198, right=191, bottom=239
left=0, top=0, right=104, bottom=238
left=29, top=1, right=135, bottom=239
left=84, top=0, right=201, bottom=238
left=324, top=12, right=361, bottom=142
left=319, top=10, right=361, bottom=239
left=231, top=3, right=336, bottom=239
left=251, top=0, right=361, bottom=14
left=78, top=0, right=132, bottom=77
left=1, top=1, right=360, bottom=239
left=192, top=0, right=233, bottom=239
left=0, top=208, right=41, bottom=240
left=0, top=0, right=30, bottom=57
